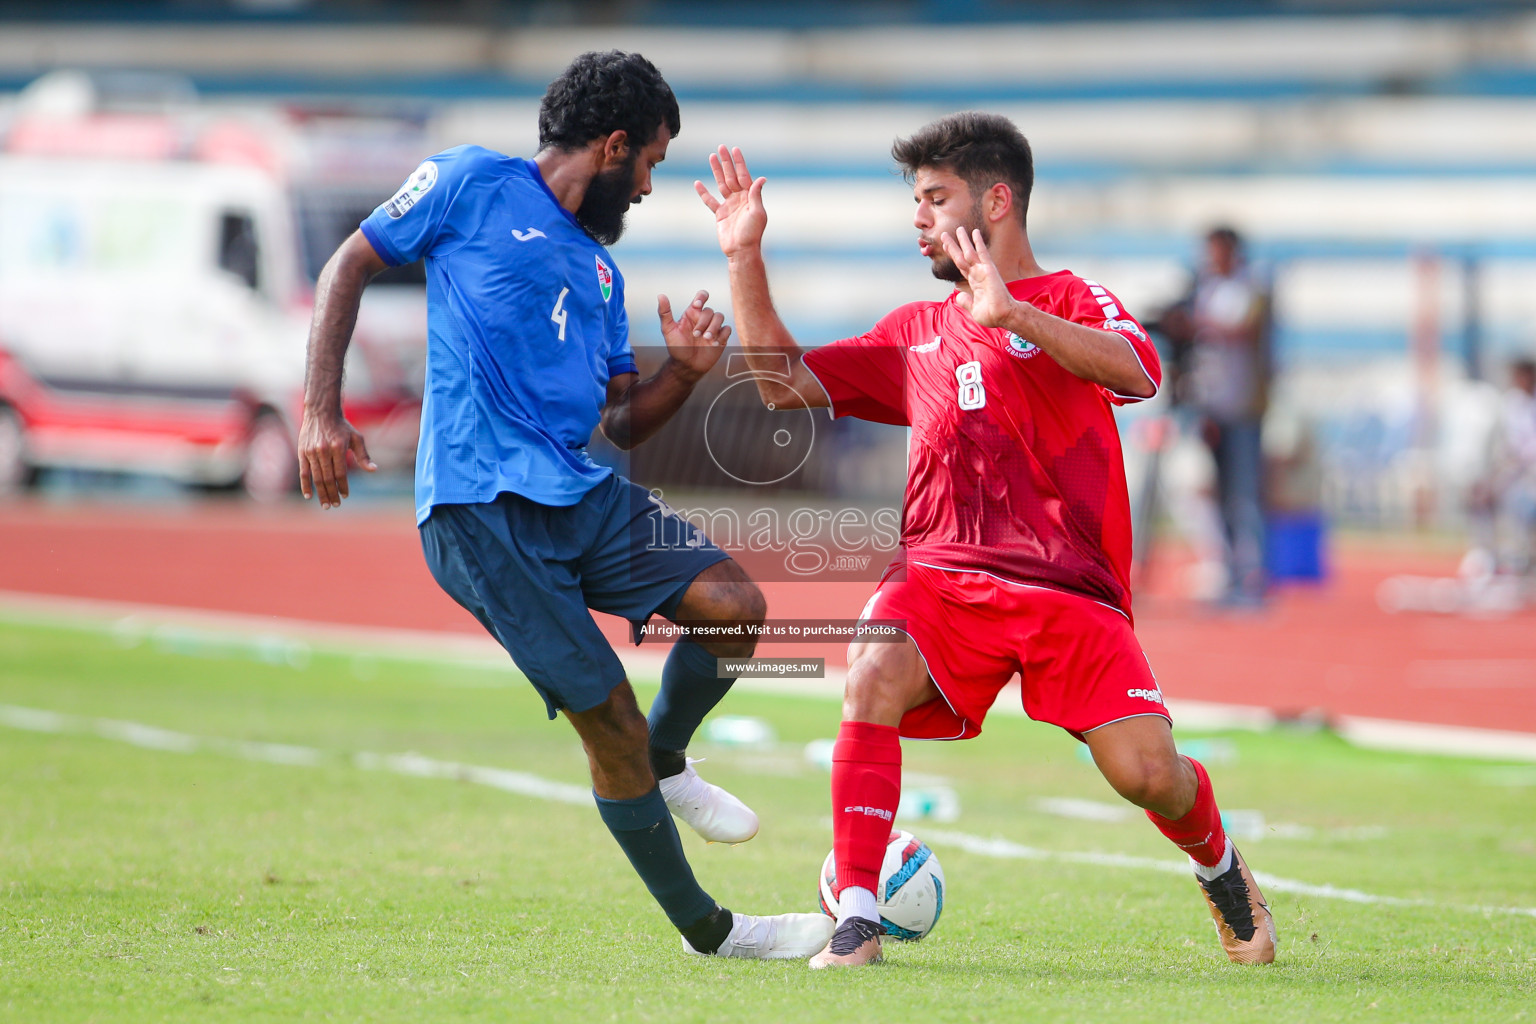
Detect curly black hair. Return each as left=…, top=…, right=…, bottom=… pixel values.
left=538, top=50, right=681, bottom=153
left=892, top=111, right=1034, bottom=227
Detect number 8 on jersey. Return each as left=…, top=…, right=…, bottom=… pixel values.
left=955, top=360, right=985, bottom=410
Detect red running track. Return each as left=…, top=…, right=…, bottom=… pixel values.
left=1, top=500, right=1532, bottom=735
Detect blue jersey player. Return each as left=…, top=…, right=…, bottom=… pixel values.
left=297, top=51, right=832, bottom=961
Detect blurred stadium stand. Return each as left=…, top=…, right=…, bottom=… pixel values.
left=3, top=0, right=1535, bottom=528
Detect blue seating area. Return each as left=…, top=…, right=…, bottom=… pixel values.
left=12, top=0, right=1536, bottom=24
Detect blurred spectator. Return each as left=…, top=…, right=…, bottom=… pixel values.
left=1477, top=357, right=1536, bottom=576
left=1166, top=226, right=1274, bottom=604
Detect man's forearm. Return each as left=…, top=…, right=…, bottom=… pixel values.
left=726, top=249, right=800, bottom=363
left=1006, top=303, right=1156, bottom=398
left=303, top=254, right=373, bottom=417
left=601, top=360, right=703, bottom=449
left=725, top=249, right=821, bottom=407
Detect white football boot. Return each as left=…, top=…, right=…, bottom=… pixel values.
left=658, top=758, right=759, bottom=844
left=682, top=912, right=836, bottom=960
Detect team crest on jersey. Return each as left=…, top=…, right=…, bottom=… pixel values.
left=1104, top=317, right=1147, bottom=341
left=595, top=256, right=613, bottom=303
left=383, top=161, right=437, bottom=219
left=1005, top=332, right=1040, bottom=358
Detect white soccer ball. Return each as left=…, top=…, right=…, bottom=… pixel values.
left=818, top=830, right=945, bottom=940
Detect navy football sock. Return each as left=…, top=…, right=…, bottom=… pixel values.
left=594, top=787, right=719, bottom=933
left=679, top=904, right=734, bottom=955
left=649, top=747, right=687, bottom=780
left=647, top=639, right=736, bottom=767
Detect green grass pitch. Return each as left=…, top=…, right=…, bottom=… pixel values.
left=1, top=618, right=1533, bottom=1023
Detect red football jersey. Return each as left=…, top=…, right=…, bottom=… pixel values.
left=803, top=270, right=1160, bottom=617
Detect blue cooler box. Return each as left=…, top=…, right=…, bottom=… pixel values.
left=1266, top=511, right=1327, bottom=582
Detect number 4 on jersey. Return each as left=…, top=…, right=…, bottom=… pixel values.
left=550, top=286, right=570, bottom=341
left=956, top=360, right=986, bottom=410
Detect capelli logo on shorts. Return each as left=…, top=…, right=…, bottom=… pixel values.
left=1127, top=687, right=1165, bottom=705
left=844, top=805, right=894, bottom=821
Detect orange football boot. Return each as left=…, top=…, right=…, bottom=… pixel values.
left=1197, top=844, right=1277, bottom=964
left=808, top=917, right=884, bottom=969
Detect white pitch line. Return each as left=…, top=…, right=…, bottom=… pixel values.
left=3, top=704, right=325, bottom=767
left=922, top=828, right=1536, bottom=920
left=5, top=588, right=1536, bottom=761
left=5, top=703, right=1535, bottom=921
left=352, top=750, right=592, bottom=806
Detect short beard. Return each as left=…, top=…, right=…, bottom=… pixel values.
left=576, top=153, right=637, bottom=247
left=928, top=218, right=989, bottom=283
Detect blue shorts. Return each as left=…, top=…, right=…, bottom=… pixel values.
left=419, top=474, right=729, bottom=718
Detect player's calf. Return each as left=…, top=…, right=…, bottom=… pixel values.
left=1149, top=761, right=1276, bottom=964
left=646, top=638, right=760, bottom=843
left=817, top=640, right=933, bottom=966
left=649, top=561, right=765, bottom=843
left=569, top=681, right=659, bottom=800
left=1084, top=715, right=1195, bottom=820
left=1139, top=755, right=1278, bottom=964
left=1087, top=718, right=1277, bottom=963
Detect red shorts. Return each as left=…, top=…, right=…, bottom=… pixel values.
left=859, top=562, right=1171, bottom=741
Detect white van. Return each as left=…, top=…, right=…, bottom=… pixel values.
left=0, top=72, right=426, bottom=500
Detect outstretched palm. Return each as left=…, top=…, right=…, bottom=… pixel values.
left=696, top=145, right=767, bottom=258
left=941, top=228, right=1016, bottom=329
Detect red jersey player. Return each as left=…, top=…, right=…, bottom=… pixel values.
left=696, top=113, right=1276, bottom=968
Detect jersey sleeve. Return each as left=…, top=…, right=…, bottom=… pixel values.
left=1072, top=279, right=1163, bottom=405
left=802, top=305, right=918, bottom=426
left=606, top=271, right=637, bottom=379
left=359, top=145, right=495, bottom=267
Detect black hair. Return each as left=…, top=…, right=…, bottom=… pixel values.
left=892, top=111, right=1034, bottom=226
left=1208, top=225, right=1244, bottom=249
left=538, top=50, right=680, bottom=153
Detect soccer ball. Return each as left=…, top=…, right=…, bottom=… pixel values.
left=818, top=830, right=945, bottom=941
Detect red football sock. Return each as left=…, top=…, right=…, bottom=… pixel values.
left=1145, top=756, right=1228, bottom=867
left=830, top=720, right=902, bottom=895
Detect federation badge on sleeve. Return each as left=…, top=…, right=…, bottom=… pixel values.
left=383, top=160, right=438, bottom=219
left=1103, top=317, right=1148, bottom=341
left=595, top=256, right=613, bottom=302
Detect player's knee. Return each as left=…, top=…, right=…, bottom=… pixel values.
left=683, top=560, right=761, bottom=618
left=843, top=658, right=875, bottom=710
left=705, top=580, right=766, bottom=656
left=581, top=687, right=650, bottom=746
left=724, top=580, right=767, bottom=629
left=1103, top=766, right=1150, bottom=808
left=1105, top=753, right=1186, bottom=813
left=842, top=649, right=913, bottom=724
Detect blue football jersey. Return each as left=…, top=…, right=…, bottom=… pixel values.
left=360, top=145, right=637, bottom=522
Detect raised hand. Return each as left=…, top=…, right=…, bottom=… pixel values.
left=941, top=228, right=1018, bottom=330
left=695, top=145, right=767, bottom=259
left=658, top=289, right=732, bottom=380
